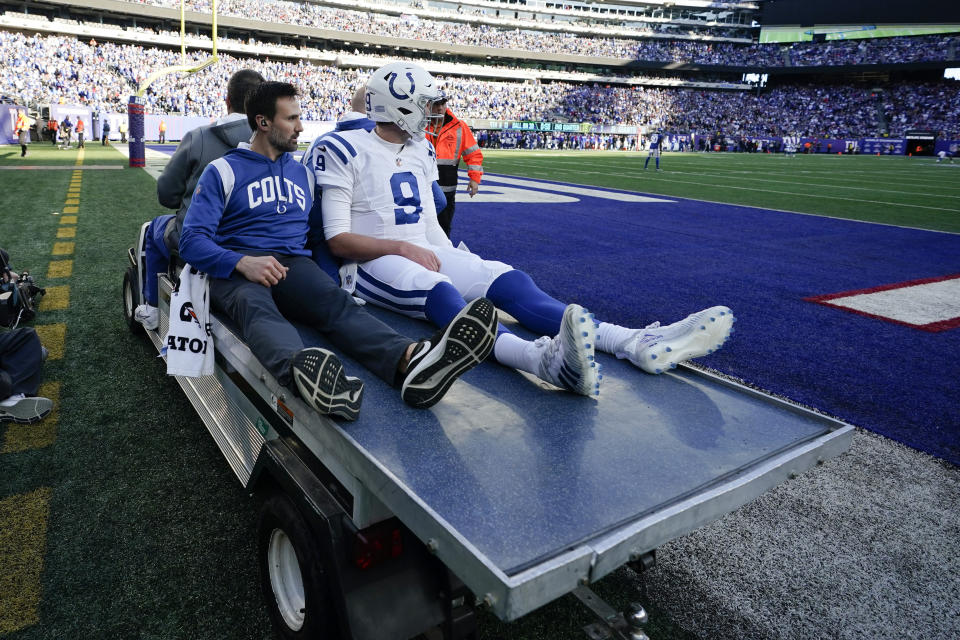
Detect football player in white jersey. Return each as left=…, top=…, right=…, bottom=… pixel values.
left=643, top=129, right=662, bottom=171
left=784, top=135, right=798, bottom=158
left=304, top=62, right=735, bottom=397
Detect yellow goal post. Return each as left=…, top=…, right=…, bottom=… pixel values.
left=135, top=0, right=219, bottom=98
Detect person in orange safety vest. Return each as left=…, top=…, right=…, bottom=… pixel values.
left=427, top=98, right=483, bottom=237
left=75, top=117, right=85, bottom=148
left=14, top=110, right=29, bottom=157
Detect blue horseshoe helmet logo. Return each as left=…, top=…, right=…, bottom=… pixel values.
left=387, top=71, right=416, bottom=100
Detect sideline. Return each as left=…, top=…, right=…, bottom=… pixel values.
left=0, top=150, right=81, bottom=633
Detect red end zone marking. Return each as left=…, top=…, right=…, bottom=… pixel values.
left=805, top=273, right=960, bottom=333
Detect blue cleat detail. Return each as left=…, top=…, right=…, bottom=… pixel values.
left=534, top=304, right=600, bottom=397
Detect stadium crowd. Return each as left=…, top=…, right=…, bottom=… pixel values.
left=2, top=31, right=958, bottom=140
left=115, top=0, right=956, bottom=66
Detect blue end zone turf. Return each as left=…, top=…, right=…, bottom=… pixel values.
left=453, top=173, right=960, bottom=466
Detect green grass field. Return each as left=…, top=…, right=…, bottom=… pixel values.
left=0, top=143, right=956, bottom=640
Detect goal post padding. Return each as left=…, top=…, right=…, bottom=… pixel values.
left=128, top=95, right=145, bottom=168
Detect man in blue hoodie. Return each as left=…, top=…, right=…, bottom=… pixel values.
left=179, top=82, right=497, bottom=420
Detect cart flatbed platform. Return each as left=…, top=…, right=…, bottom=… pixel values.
left=153, top=280, right=853, bottom=622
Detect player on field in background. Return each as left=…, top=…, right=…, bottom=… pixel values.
left=644, top=128, right=662, bottom=171
left=784, top=135, right=798, bottom=158
left=303, top=61, right=734, bottom=398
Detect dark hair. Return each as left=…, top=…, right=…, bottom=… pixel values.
left=226, top=69, right=265, bottom=115
left=246, top=81, right=299, bottom=131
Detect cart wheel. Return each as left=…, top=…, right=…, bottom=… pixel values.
left=122, top=266, right=142, bottom=335
left=257, top=491, right=338, bottom=639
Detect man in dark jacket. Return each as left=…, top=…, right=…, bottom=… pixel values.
left=0, top=327, right=51, bottom=424
left=0, top=249, right=51, bottom=423
left=136, top=69, right=265, bottom=328
left=158, top=68, right=266, bottom=252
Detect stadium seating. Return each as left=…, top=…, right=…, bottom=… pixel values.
left=0, top=1, right=957, bottom=140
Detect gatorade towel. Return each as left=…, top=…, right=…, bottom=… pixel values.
left=128, top=95, right=145, bottom=168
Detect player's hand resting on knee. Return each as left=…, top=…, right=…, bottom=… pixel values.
left=236, top=255, right=289, bottom=286
left=399, top=242, right=441, bottom=272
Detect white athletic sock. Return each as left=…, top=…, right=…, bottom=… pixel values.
left=596, top=322, right=639, bottom=355
left=493, top=332, right=538, bottom=374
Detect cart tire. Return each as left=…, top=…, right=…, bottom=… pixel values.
left=122, top=266, right=142, bottom=335
left=257, top=491, right=338, bottom=639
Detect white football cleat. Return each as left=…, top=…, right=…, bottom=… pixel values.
left=619, top=306, right=735, bottom=374
left=534, top=304, right=600, bottom=396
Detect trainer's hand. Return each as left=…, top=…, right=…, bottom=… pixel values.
left=235, top=255, right=288, bottom=286
left=399, top=242, right=441, bottom=272
left=467, top=179, right=480, bottom=197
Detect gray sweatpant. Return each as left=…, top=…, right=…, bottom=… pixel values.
left=209, top=254, right=410, bottom=387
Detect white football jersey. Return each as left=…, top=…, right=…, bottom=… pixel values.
left=305, top=127, right=440, bottom=245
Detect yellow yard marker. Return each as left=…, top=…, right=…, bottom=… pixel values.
left=46, top=260, right=73, bottom=279
left=0, top=487, right=51, bottom=633
left=33, top=324, right=65, bottom=361
left=51, top=242, right=74, bottom=256
left=38, top=286, right=69, bottom=311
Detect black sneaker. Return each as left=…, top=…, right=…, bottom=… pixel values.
left=292, top=348, right=364, bottom=421
left=0, top=396, right=53, bottom=424
left=401, top=297, right=498, bottom=409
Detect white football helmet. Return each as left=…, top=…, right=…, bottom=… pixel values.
left=365, top=61, right=445, bottom=140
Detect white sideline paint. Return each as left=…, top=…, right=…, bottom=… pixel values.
left=473, top=173, right=674, bottom=203
left=469, top=185, right=579, bottom=203
left=113, top=144, right=171, bottom=181
left=825, top=278, right=960, bottom=326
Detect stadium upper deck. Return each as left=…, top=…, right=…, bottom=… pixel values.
left=12, top=0, right=957, bottom=72
left=2, top=0, right=958, bottom=138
